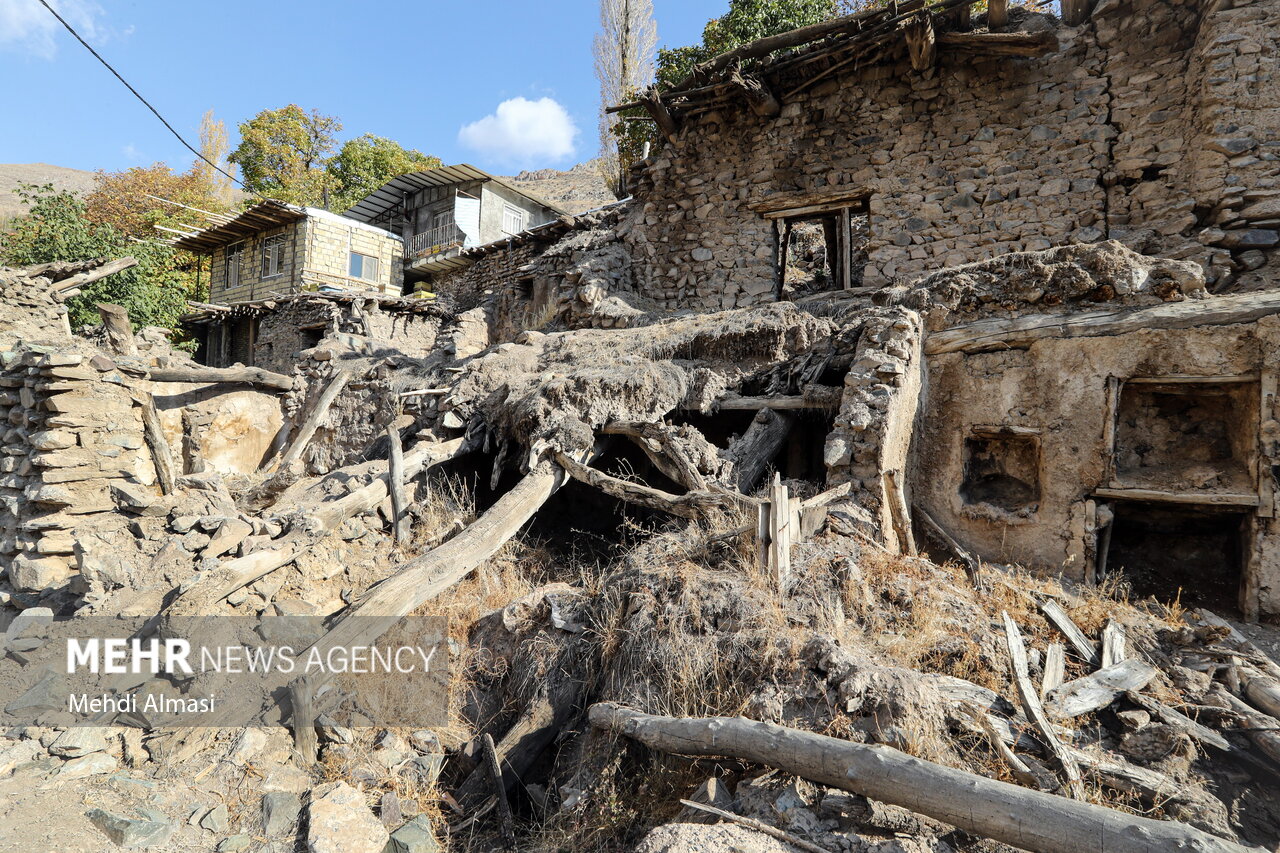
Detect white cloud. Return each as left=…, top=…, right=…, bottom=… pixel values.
left=0, top=0, right=104, bottom=59
left=121, top=143, right=141, bottom=161
left=457, top=97, right=578, bottom=167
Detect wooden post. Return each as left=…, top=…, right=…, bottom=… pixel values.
left=387, top=423, right=408, bottom=545
left=1062, top=0, right=1092, bottom=26
left=904, top=13, right=937, bottom=71
left=840, top=208, right=852, bottom=290
left=1003, top=612, right=1086, bottom=799
left=987, top=0, right=1008, bottom=29
left=776, top=220, right=792, bottom=301
left=767, top=473, right=792, bottom=587
left=96, top=302, right=139, bottom=357
left=955, top=0, right=972, bottom=31
left=884, top=470, right=916, bottom=555
left=290, top=676, right=318, bottom=764
left=274, top=370, right=352, bottom=473
left=138, top=393, right=178, bottom=494
left=640, top=86, right=680, bottom=145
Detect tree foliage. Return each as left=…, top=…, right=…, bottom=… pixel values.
left=594, top=0, right=658, bottom=196
left=656, top=0, right=838, bottom=88
left=229, top=104, right=342, bottom=207
left=1, top=185, right=197, bottom=336
left=327, top=134, right=441, bottom=213
left=84, top=162, right=226, bottom=240
left=195, top=110, right=238, bottom=209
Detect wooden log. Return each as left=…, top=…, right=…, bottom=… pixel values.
left=987, top=0, right=1008, bottom=28
left=1197, top=609, right=1280, bottom=680
left=600, top=421, right=709, bottom=491
left=1044, top=659, right=1158, bottom=718
left=678, top=799, right=832, bottom=853
left=1039, top=600, right=1100, bottom=667
left=1206, top=686, right=1280, bottom=767
left=713, top=389, right=842, bottom=411
left=589, top=703, right=1252, bottom=853
left=274, top=370, right=352, bottom=473
left=640, top=86, right=680, bottom=144
left=957, top=705, right=1046, bottom=790
left=455, top=661, right=585, bottom=808
left=290, top=676, right=318, bottom=764
left=1003, top=612, right=1086, bottom=799
left=1239, top=666, right=1280, bottom=720
left=482, top=733, right=516, bottom=850
left=1125, top=693, right=1231, bottom=753
left=904, top=13, right=937, bottom=72
left=1042, top=643, right=1066, bottom=698
left=51, top=256, right=137, bottom=292
left=725, top=409, right=793, bottom=493
left=937, top=31, right=1057, bottom=56
left=96, top=303, right=138, bottom=356
left=765, top=473, right=792, bottom=585
left=298, top=467, right=561, bottom=692
left=387, top=424, right=408, bottom=545
left=926, top=290, right=1280, bottom=356
left=915, top=505, right=981, bottom=584
left=147, top=365, right=295, bottom=392
left=554, top=452, right=730, bottom=520
left=883, top=470, right=916, bottom=556
left=728, top=67, right=781, bottom=117
left=136, top=393, right=177, bottom=495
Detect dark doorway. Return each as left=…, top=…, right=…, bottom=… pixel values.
left=1102, top=501, right=1246, bottom=613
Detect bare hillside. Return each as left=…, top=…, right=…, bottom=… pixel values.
left=507, top=159, right=619, bottom=214
left=0, top=162, right=97, bottom=221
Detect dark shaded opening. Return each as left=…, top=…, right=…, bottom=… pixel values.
left=1103, top=501, right=1244, bottom=613
left=780, top=211, right=870, bottom=297
left=960, top=434, right=1040, bottom=512
left=1114, top=381, right=1256, bottom=493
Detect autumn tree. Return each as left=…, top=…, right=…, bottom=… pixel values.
left=194, top=109, right=238, bottom=208
left=327, top=134, right=441, bottom=213
left=593, top=0, right=658, bottom=196
left=229, top=105, right=342, bottom=207
left=84, top=163, right=222, bottom=240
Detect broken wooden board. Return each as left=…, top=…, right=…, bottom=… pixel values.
left=1044, top=658, right=1158, bottom=718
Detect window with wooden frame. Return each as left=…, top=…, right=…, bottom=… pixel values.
left=502, top=203, right=526, bottom=236
left=751, top=190, right=870, bottom=300
left=261, top=233, right=286, bottom=278
left=349, top=251, right=379, bottom=282
left=226, top=241, right=244, bottom=289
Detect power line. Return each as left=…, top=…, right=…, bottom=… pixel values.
left=36, top=0, right=251, bottom=193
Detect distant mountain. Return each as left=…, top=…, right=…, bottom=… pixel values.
left=506, top=159, right=619, bottom=215
left=0, top=163, right=98, bottom=222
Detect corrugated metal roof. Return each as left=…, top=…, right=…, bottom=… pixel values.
left=342, top=163, right=568, bottom=223
left=171, top=200, right=308, bottom=253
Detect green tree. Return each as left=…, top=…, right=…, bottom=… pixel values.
left=656, top=0, right=837, bottom=87
left=1, top=185, right=198, bottom=337
left=327, top=134, right=441, bottom=213
left=229, top=105, right=342, bottom=207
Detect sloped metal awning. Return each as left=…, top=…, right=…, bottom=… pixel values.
left=171, top=200, right=308, bottom=254
left=343, top=163, right=567, bottom=224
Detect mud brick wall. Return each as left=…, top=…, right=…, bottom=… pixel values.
left=0, top=345, right=153, bottom=598
left=623, top=0, right=1279, bottom=312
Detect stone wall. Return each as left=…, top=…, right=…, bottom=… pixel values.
left=621, top=0, right=1278, bottom=311
left=0, top=343, right=153, bottom=599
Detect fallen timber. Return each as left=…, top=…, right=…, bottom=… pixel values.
left=589, top=703, right=1254, bottom=853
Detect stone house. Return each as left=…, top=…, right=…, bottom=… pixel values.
left=341, top=163, right=568, bottom=286
left=173, top=200, right=405, bottom=366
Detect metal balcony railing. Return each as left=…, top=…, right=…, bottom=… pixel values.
left=405, top=222, right=466, bottom=260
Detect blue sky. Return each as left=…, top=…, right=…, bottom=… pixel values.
left=0, top=0, right=725, bottom=175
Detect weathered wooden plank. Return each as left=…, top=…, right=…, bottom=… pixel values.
left=1045, top=659, right=1158, bottom=718
left=1040, top=600, right=1100, bottom=667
